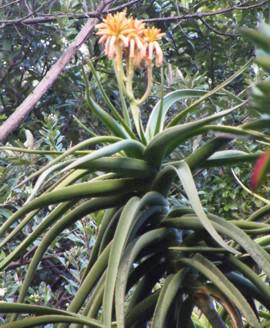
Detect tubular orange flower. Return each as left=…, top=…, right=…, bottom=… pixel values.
left=126, top=17, right=145, bottom=64
left=95, top=12, right=165, bottom=111
left=143, top=27, right=165, bottom=66
left=96, top=11, right=134, bottom=59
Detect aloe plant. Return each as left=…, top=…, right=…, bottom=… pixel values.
left=1, top=12, right=270, bottom=328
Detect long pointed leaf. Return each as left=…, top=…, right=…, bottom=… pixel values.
left=144, top=103, right=245, bottom=166
left=103, top=192, right=167, bottom=328
left=63, top=140, right=145, bottom=172
left=125, top=291, right=160, bottom=327
left=115, top=228, right=170, bottom=328
left=168, top=59, right=252, bottom=126
left=164, top=215, right=270, bottom=278
left=102, top=196, right=141, bottom=328
left=180, top=254, right=260, bottom=328
left=16, top=136, right=121, bottom=188
left=228, top=255, right=270, bottom=308
left=0, top=202, right=74, bottom=264
left=85, top=90, right=132, bottom=139
left=78, top=157, right=155, bottom=178
left=0, top=178, right=145, bottom=237
left=0, top=315, right=103, bottom=328
left=173, top=161, right=238, bottom=254
left=67, top=244, right=111, bottom=314
left=0, top=170, right=88, bottom=248
left=145, top=89, right=215, bottom=141
left=152, top=269, right=187, bottom=328
left=10, top=195, right=129, bottom=310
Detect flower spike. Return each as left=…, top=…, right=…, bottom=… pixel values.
left=96, top=11, right=133, bottom=59
left=95, top=11, right=165, bottom=137
left=143, top=27, right=165, bottom=67
left=96, top=11, right=165, bottom=67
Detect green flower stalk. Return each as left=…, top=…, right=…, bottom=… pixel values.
left=96, top=11, right=164, bottom=138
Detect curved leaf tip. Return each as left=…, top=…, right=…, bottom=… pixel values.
left=251, top=150, right=270, bottom=190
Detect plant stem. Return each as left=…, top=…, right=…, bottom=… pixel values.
left=137, top=63, right=153, bottom=105
left=126, top=56, right=135, bottom=100
left=114, top=48, right=131, bottom=128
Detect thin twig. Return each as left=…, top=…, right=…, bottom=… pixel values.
left=199, top=17, right=238, bottom=38
left=14, top=0, right=52, bottom=25
left=0, top=0, right=20, bottom=10
left=0, top=0, right=139, bottom=26
left=144, top=0, right=269, bottom=23
left=0, top=0, right=265, bottom=27
left=0, top=0, right=115, bottom=143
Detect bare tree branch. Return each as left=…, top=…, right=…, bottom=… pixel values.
left=0, top=0, right=115, bottom=143
left=199, top=17, right=238, bottom=38
left=144, top=0, right=269, bottom=23
left=12, top=0, right=54, bottom=26
left=0, top=0, right=267, bottom=26
left=0, top=0, right=20, bottom=10
left=0, top=0, right=139, bottom=27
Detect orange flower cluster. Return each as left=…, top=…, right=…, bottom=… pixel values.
left=96, top=11, right=165, bottom=67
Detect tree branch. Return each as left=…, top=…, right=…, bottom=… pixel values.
left=0, top=0, right=115, bottom=143
left=199, top=17, right=238, bottom=38
left=0, top=0, right=20, bottom=10
left=0, top=0, right=266, bottom=26
left=144, top=0, right=269, bottom=23
left=0, top=0, right=139, bottom=27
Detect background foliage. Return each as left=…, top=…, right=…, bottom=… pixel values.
left=1, top=0, right=270, bottom=327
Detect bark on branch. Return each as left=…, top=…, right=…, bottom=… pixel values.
left=0, top=0, right=139, bottom=27
left=0, top=0, right=267, bottom=26
left=145, top=0, right=268, bottom=23
left=0, top=0, right=114, bottom=143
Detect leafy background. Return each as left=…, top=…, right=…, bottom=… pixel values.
left=1, top=0, right=270, bottom=325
